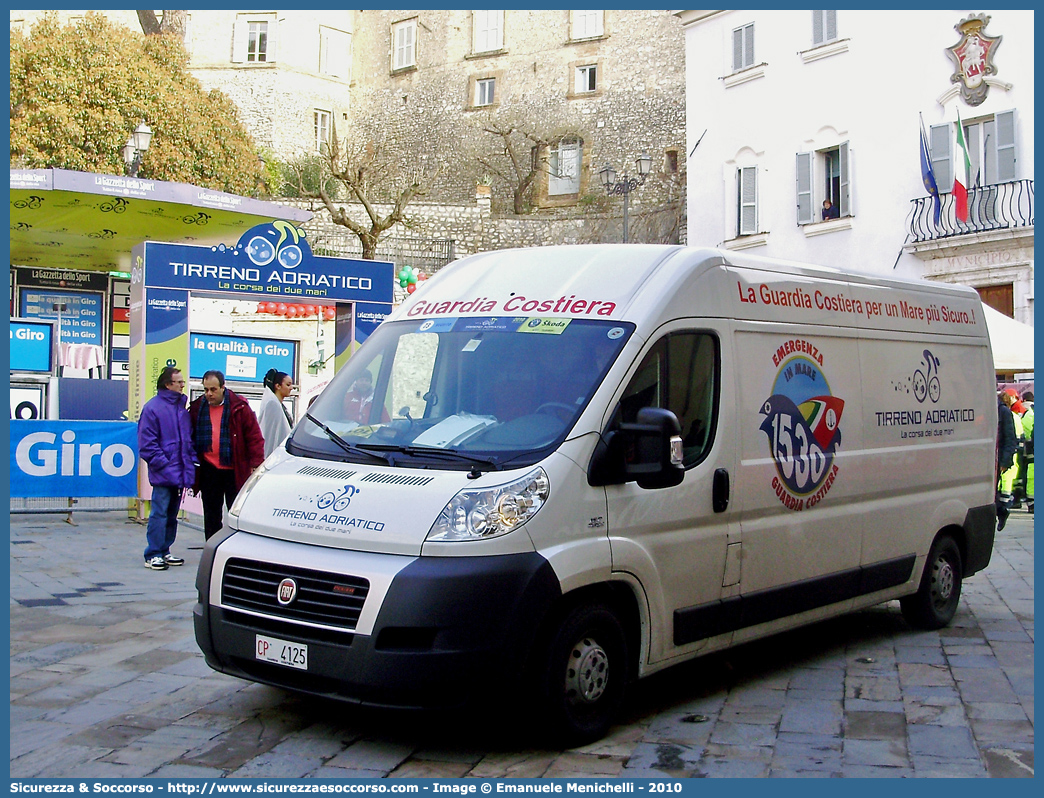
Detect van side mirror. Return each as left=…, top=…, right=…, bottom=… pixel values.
left=588, top=407, right=685, bottom=489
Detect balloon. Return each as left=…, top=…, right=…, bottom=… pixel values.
left=256, top=302, right=267, bottom=313
left=324, top=306, right=336, bottom=320
left=406, top=283, right=417, bottom=294
left=304, top=305, right=316, bottom=316
left=275, top=303, right=287, bottom=315
left=287, top=305, right=300, bottom=318
left=265, top=302, right=277, bottom=313
left=407, top=274, right=417, bottom=284
left=399, top=268, right=409, bottom=280
left=399, top=278, right=408, bottom=288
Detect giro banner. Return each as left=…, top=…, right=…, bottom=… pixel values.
left=10, top=420, right=138, bottom=498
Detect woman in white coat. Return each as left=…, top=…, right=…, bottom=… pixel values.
left=258, top=368, right=294, bottom=458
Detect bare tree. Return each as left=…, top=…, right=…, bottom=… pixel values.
left=286, top=119, right=441, bottom=260
left=137, top=10, right=188, bottom=41
left=477, top=120, right=549, bottom=215
left=474, top=105, right=586, bottom=214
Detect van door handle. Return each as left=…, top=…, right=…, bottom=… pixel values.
left=713, top=468, right=730, bottom=513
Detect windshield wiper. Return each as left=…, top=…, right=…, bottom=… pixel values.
left=303, top=413, right=396, bottom=465
left=359, top=443, right=503, bottom=473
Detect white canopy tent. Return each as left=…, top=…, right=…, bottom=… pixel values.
left=982, top=303, right=1034, bottom=372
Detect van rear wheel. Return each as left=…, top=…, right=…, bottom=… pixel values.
left=901, top=534, right=963, bottom=629
left=537, top=603, right=628, bottom=747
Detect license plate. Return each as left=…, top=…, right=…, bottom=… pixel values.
left=255, top=634, right=308, bottom=670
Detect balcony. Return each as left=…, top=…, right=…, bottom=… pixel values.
left=909, top=179, right=1033, bottom=243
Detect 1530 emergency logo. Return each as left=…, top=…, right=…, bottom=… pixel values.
left=759, top=341, right=845, bottom=511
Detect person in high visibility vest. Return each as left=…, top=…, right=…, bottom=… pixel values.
left=999, top=390, right=1023, bottom=506
left=1013, top=391, right=1034, bottom=513
left=996, top=389, right=1019, bottom=530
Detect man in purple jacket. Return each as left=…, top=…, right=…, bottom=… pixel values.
left=138, top=366, right=197, bottom=570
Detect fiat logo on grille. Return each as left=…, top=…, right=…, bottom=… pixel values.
left=277, top=578, right=298, bottom=606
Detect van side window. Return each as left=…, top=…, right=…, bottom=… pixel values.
left=617, top=332, right=718, bottom=467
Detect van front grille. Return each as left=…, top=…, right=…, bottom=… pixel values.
left=221, top=558, right=369, bottom=631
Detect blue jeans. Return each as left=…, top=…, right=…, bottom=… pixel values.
left=144, top=485, right=183, bottom=560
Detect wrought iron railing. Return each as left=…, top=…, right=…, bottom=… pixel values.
left=909, top=179, right=1033, bottom=242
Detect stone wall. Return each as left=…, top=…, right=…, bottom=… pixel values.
left=287, top=192, right=687, bottom=267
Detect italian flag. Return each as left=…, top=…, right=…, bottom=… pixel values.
left=953, top=110, right=972, bottom=223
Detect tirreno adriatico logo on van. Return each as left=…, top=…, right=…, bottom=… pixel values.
left=317, top=484, right=358, bottom=511
left=759, top=339, right=845, bottom=512
left=890, top=349, right=942, bottom=404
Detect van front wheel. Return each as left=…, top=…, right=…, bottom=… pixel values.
left=538, top=603, right=629, bottom=747
left=901, top=534, right=963, bottom=629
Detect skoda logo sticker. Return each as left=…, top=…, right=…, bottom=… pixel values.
left=277, top=578, right=298, bottom=606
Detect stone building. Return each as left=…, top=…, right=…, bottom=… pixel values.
left=12, top=9, right=687, bottom=256
left=676, top=9, right=1033, bottom=327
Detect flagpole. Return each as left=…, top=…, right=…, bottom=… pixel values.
left=918, top=112, right=942, bottom=229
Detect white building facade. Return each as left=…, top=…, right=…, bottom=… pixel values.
left=676, top=9, right=1033, bottom=326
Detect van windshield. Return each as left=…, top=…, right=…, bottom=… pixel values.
left=289, top=316, right=634, bottom=470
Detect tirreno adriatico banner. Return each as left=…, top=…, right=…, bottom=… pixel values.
left=10, top=421, right=138, bottom=498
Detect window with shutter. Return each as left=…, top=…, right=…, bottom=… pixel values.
left=473, top=10, right=504, bottom=54
left=737, top=166, right=757, bottom=235
left=549, top=138, right=581, bottom=196
left=392, top=19, right=416, bottom=71
left=933, top=111, right=1017, bottom=193
left=319, top=27, right=351, bottom=79
left=571, top=10, right=604, bottom=40
left=929, top=123, right=952, bottom=190
left=314, top=110, right=331, bottom=154
left=233, top=15, right=277, bottom=64
left=796, top=153, right=813, bottom=225
left=795, top=143, right=851, bottom=224
left=837, top=142, right=850, bottom=217
left=812, top=11, right=837, bottom=46
left=732, top=23, right=754, bottom=71
left=994, top=110, right=1017, bottom=183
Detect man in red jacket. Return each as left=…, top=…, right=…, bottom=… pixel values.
left=189, top=370, right=266, bottom=539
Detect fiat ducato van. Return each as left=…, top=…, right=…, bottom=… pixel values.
left=194, top=245, right=996, bottom=743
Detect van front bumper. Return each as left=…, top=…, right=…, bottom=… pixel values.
left=194, top=541, right=561, bottom=709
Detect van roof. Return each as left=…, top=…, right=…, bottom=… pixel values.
left=392, top=245, right=988, bottom=339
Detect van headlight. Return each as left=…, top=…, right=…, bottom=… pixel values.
left=426, top=467, right=550, bottom=542
left=228, top=462, right=268, bottom=521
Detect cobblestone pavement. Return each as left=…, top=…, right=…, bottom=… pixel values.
left=10, top=509, right=1034, bottom=778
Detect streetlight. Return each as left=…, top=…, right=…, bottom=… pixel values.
left=598, top=152, right=653, bottom=243
left=121, top=120, right=153, bottom=177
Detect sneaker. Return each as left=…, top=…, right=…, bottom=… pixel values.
left=162, top=554, right=184, bottom=566
left=145, top=556, right=169, bottom=570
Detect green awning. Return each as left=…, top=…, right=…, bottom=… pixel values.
left=10, top=168, right=312, bottom=273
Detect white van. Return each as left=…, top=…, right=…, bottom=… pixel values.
left=194, top=245, right=997, bottom=743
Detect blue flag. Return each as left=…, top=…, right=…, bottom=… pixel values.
left=919, top=114, right=942, bottom=226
